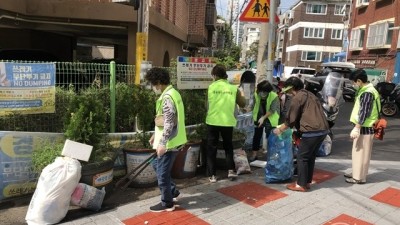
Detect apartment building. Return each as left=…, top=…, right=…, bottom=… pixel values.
left=0, top=0, right=217, bottom=66
left=283, top=0, right=349, bottom=70
left=347, top=0, right=400, bottom=82
left=240, top=23, right=261, bottom=65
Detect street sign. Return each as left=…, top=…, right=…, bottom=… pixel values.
left=239, top=0, right=279, bottom=23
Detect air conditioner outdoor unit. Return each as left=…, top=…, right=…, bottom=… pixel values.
left=288, top=11, right=293, bottom=19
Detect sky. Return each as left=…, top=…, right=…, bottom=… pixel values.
left=216, top=0, right=298, bottom=20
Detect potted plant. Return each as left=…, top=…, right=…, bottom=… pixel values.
left=31, top=86, right=117, bottom=197
left=120, top=85, right=158, bottom=188
left=63, top=86, right=117, bottom=195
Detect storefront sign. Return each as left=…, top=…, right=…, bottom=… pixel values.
left=349, top=58, right=377, bottom=67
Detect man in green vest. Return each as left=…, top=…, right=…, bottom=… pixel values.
left=345, top=69, right=380, bottom=184
left=249, top=80, right=280, bottom=161
left=145, top=68, right=187, bottom=212
left=206, top=64, right=246, bottom=183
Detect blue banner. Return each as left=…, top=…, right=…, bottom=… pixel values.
left=0, top=62, right=56, bottom=114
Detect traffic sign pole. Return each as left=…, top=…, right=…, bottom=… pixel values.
left=266, top=0, right=277, bottom=83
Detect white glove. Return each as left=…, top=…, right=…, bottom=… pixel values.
left=258, top=117, right=265, bottom=127
left=350, top=127, right=360, bottom=139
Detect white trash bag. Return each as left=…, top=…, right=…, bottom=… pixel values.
left=26, top=157, right=81, bottom=225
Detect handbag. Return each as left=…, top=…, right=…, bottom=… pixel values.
left=373, top=118, right=387, bottom=140
left=374, top=100, right=387, bottom=140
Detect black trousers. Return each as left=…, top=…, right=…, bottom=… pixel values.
left=252, top=120, right=273, bottom=151
left=296, top=134, right=327, bottom=187
left=206, top=125, right=235, bottom=177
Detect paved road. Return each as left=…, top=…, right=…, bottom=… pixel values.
left=1, top=101, right=399, bottom=225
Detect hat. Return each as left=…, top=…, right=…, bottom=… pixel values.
left=281, top=85, right=293, bottom=93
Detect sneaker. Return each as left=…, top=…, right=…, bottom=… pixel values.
left=150, top=202, right=175, bottom=212
left=173, top=191, right=180, bottom=202
left=228, top=170, right=238, bottom=178
left=209, top=175, right=217, bottom=183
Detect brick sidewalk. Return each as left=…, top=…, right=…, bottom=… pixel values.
left=60, top=157, right=400, bottom=225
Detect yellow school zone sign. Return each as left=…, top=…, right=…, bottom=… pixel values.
left=239, top=0, right=279, bottom=23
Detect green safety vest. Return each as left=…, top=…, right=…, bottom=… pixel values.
left=206, top=79, right=238, bottom=127
left=252, top=92, right=280, bottom=127
left=153, top=85, right=187, bottom=150
left=350, top=83, right=381, bottom=127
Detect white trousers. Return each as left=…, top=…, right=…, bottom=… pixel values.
left=351, top=134, right=374, bottom=182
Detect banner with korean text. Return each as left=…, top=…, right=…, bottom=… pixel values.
left=176, top=56, right=216, bottom=90
left=0, top=62, right=56, bottom=115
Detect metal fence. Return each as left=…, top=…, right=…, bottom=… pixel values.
left=0, top=61, right=206, bottom=133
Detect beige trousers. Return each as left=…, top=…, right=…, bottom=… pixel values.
left=352, top=134, right=374, bottom=182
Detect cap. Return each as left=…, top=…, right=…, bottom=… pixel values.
left=281, top=85, right=293, bottom=93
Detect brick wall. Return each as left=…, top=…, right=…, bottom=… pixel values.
left=188, top=0, right=206, bottom=37
left=348, top=0, right=399, bottom=80
left=151, top=0, right=188, bottom=35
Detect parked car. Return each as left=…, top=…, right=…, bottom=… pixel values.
left=290, top=67, right=317, bottom=79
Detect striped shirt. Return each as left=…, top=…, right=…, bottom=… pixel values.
left=357, top=92, right=375, bottom=135
left=159, top=97, right=178, bottom=146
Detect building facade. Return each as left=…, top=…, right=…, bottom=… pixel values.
left=347, top=0, right=400, bottom=82
left=283, top=0, right=349, bottom=69
left=240, top=23, right=261, bottom=65
left=0, top=0, right=216, bottom=66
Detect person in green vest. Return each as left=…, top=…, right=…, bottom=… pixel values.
left=249, top=80, right=280, bottom=162
left=145, top=67, right=187, bottom=212
left=206, top=64, right=246, bottom=183
left=345, top=69, right=380, bottom=184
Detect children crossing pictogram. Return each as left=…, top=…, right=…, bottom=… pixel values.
left=239, top=0, right=279, bottom=23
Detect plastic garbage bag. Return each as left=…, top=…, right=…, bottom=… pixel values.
left=265, top=129, right=293, bottom=183
left=317, top=135, right=332, bottom=157
left=71, top=183, right=106, bottom=211
left=26, top=157, right=81, bottom=225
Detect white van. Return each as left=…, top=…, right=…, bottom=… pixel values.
left=290, top=67, right=317, bottom=79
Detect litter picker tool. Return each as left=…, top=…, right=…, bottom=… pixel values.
left=115, top=152, right=157, bottom=190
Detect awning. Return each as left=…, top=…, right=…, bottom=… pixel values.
left=334, top=52, right=347, bottom=57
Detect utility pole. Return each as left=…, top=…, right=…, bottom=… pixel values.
left=266, top=0, right=277, bottom=83
left=256, top=23, right=269, bottom=82
left=135, top=0, right=149, bottom=85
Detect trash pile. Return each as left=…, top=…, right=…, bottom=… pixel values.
left=25, top=140, right=106, bottom=225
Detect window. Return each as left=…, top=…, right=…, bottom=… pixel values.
left=306, top=4, right=327, bottom=14
left=356, top=0, right=369, bottom=8
left=304, top=28, right=325, bottom=38
left=301, top=51, right=322, bottom=61
left=331, top=29, right=343, bottom=40
left=366, top=22, right=393, bottom=48
left=334, top=5, right=346, bottom=15
left=349, top=28, right=365, bottom=50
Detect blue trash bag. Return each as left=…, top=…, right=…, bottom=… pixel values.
left=265, top=129, right=294, bottom=183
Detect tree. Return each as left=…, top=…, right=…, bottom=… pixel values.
left=213, top=16, right=241, bottom=70
left=246, top=40, right=259, bottom=63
